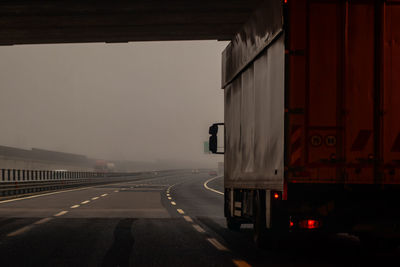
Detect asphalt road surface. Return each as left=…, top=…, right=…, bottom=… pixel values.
left=0, top=171, right=398, bottom=266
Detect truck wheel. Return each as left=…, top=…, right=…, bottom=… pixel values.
left=253, top=190, right=267, bottom=247
left=227, top=217, right=241, bottom=231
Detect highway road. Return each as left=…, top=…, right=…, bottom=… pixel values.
left=0, top=171, right=398, bottom=266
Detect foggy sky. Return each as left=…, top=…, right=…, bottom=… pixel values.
left=0, top=41, right=227, bottom=167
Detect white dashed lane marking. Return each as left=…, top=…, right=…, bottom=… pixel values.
left=92, top=197, right=99, bottom=200
left=171, top=201, right=176, bottom=206
left=193, top=224, right=205, bottom=233
left=183, top=216, right=193, bottom=223
left=81, top=200, right=90, bottom=204
left=54, top=211, right=68, bottom=217
left=168, top=197, right=172, bottom=200
left=101, top=194, right=108, bottom=197
left=207, top=238, right=230, bottom=252
left=177, top=209, right=185, bottom=214
left=70, top=205, right=80, bottom=209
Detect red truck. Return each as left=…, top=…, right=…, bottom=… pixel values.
left=209, top=0, right=400, bottom=247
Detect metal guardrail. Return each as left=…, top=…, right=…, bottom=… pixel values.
left=0, top=168, right=191, bottom=199
left=0, top=169, right=136, bottom=182
left=0, top=168, right=149, bottom=199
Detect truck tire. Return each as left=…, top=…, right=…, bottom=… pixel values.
left=227, top=217, right=241, bottom=231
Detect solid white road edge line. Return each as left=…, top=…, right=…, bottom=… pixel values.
left=203, top=175, right=224, bottom=195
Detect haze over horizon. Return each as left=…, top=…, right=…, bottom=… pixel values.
left=0, top=41, right=227, bottom=167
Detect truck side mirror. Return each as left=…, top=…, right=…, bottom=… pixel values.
left=208, top=123, right=224, bottom=154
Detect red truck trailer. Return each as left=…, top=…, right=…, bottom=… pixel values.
left=209, top=0, right=400, bottom=247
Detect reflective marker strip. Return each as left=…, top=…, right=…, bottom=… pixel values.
left=183, top=216, right=193, bottom=222
left=233, top=260, right=252, bottom=267
left=193, top=224, right=205, bottom=233
left=177, top=209, right=185, bottom=214
left=71, top=205, right=80, bottom=209
left=206, top=238, right=230, bottom=251
left=171, top=201, right=176, bottom=205
left=54, top=211, right=68, bottom=216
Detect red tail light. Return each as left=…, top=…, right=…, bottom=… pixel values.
left=271, top=191, right=282, bottom=200
left=299, top=219, right=320, bottom=229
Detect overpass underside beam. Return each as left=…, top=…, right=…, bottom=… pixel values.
left=0, top=0, right=264, bottom=45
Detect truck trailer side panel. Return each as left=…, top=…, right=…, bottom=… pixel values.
left=223, top=0, right=285, bottom=191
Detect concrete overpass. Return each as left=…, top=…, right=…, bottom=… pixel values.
left=0, top=0, right=264, bottom=45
